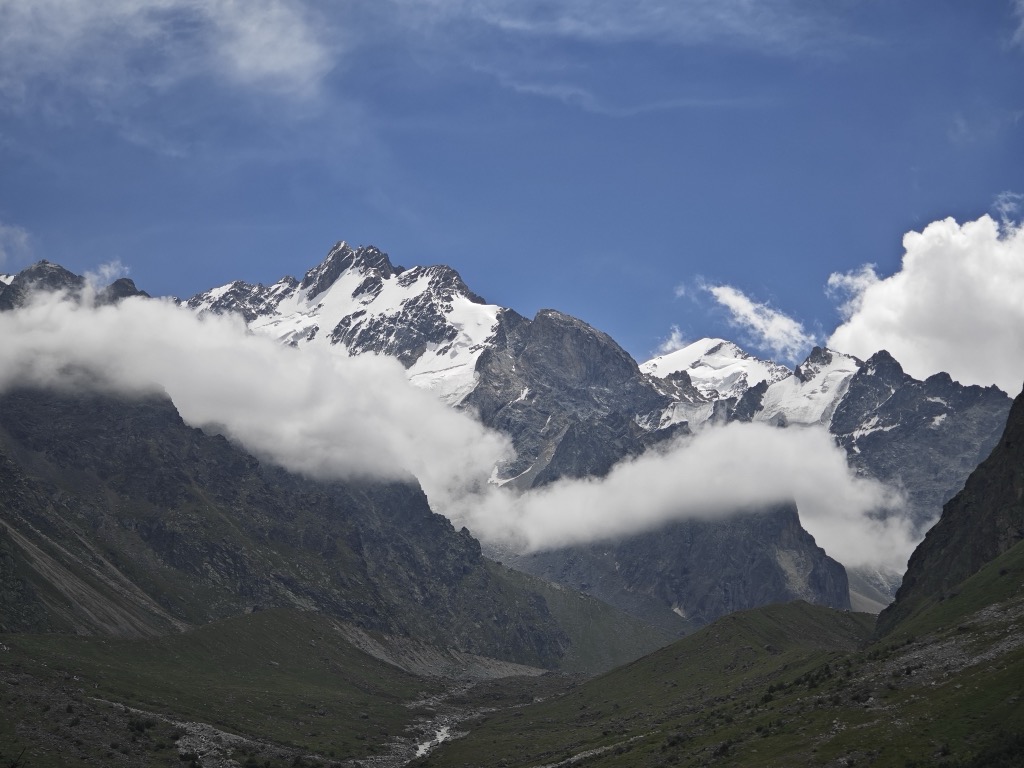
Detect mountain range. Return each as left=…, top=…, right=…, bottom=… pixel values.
left=186, top=243, right=1011, bottom=620
left=0, top=247, right=1022, bottom=766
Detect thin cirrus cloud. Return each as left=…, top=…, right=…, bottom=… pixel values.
left=493, top=75, right=762, bottom=116
left=0, top=0, right=337, bottom=107
left=0, top=287, right=912, bottom=573
left=827, top=214, right=1024, bottom=396
left=400, top=0, right=840, bottom=54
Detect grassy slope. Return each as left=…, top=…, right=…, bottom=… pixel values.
left=497, top=566, right=674, bottom=675
left=423, top=545, right=1024, bottom=768
left=0, top=608, right=444, bottom=767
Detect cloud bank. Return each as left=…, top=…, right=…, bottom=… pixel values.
left=0, top=290, right=508, bottom=491
left=827, top=215, right=1024, bottom=395
left=449, top=422, right=911, bottom=572
left=0, top=288, right=913, bottom=572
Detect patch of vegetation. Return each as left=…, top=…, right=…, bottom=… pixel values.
left=0, top=608, right=444, bottom=767
left=421, top=574, right=1024, bottom=768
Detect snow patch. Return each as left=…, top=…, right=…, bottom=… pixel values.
left=755, top=350, right=860, bottom=427
left=642, top=338, right=790, bottom=400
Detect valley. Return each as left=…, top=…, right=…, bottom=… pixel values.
left=0, top=253, right=1021, bottom=767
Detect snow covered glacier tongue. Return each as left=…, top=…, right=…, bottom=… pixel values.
left=187, top=242, right=504, bottom=405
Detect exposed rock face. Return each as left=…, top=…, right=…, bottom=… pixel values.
left=504, top=505, right=849, bottom=634
left=464, top=308, right=676, bottom=484
left=878, top=381, right=1024, bottom=633
left=830, top=350, right=1010, bottom=528
left=0, top=388, right=568, bottom=668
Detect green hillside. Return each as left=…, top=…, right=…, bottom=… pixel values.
left=421, top=542, right=1024, bottom=768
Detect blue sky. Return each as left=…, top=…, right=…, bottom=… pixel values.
left=1, top=0, right=1022, bottom=369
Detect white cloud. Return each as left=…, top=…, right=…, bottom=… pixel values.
left=0, top=288, right=913, bottom=573
left=0, top=221, right=32, bottom=268
left=655, top=324, right=687, bottom=355
left=703, top=283, right=817, bottom=362
left=827, top=215, right=1024, bottom=396
left=993, top=190, right=1024, bottom=225
left=449, top=422, right=912, bottom=573
left=398, top=0, right=839, bottom=55
left=0, top=290, right=508, bottom=491
left=1013, top=0, right=1024, bottom=47
left=0, top=0, right=337, bottom=107
left=84, top=260, right=130, bottom=288
left=826, top=263, right=880, bottom=321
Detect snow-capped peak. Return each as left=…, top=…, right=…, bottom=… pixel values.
left=754, top=347, right=862, bottom=427
left=641, top=338, right=791, bottom=401
left=186, top=243, right=502, bottom=406
left=0, top=274, right=13, bottom=286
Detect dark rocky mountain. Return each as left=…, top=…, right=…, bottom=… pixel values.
left=878, top=379, right=1024, bottom=633
left=464, top=307, right=678, bottom=485
left=184, top=248, right=854, bottom=630
left=830, top=349, right=1009, bottom=530
left=0, top=260, right=148, bottom=310
left=0, top=387, right=570, bottom=668
left=502, top=504, right=849, bottom=635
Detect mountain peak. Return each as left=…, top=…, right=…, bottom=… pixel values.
left=641, top=337, right=791, bottom=401
left=299, top=243, right=403, bottom=301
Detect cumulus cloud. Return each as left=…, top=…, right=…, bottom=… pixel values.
left=827, top=215, right=1024, bottom=395
left=0, top=0, right=336, bottom=105
left=703, top=283, right=817, bottom=362
left=0, top=221, right=31, bottom=268
left=0, top=288, right=914, bottom=573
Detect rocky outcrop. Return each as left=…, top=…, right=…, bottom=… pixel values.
left=464, top=308, right=675, bottom=484
left=878, top=381, right=1024, bottom=633
left=831, top=350, right=1010, bottom=529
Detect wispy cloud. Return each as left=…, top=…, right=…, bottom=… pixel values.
left=702, top=282, right=816, bottom=362
left=993, top=190, right=1024, bottom=226
left=0, top=220, right=32, bottom=268
left=400, top=0, right=846, bottom=56
left=0, top=0, right=338, bottom=109
left=826, top=264, right=880, bottom=321
left=1013, top=0, right=1024, bottom=47
left=84, top=260, right=130, bottom=289
left=947, top=109, right=1024, bottom=145
left=497, top=76, right=760, bottom=116
left=655, top=324, right=687, bottom=355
